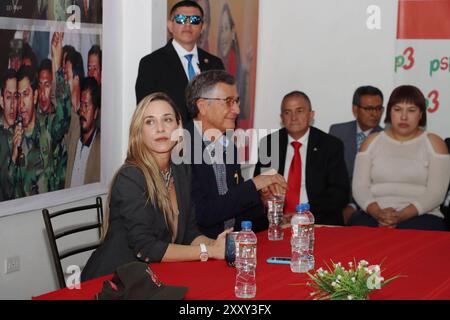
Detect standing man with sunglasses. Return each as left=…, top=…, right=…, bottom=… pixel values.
left=329, top=86, right=384, bottom=224
left=136, top=0, right=224, bottom=123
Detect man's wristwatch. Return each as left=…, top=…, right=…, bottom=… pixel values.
left=199, top=243, right=209, bottom=262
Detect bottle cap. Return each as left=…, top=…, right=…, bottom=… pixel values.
left=241, top=220, right=252, bottom=229
left=296, top=203, right=310, bottom=213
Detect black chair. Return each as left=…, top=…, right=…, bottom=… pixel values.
left=42, top=197, right=104, bottom=289
left=441, top=138, right=450, bottom=230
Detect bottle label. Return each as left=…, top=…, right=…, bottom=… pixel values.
left=295, top=223, right=313, bottom=236
left=238, top=243, right=257, bottom=258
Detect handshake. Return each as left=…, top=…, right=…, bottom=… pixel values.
left=252, top=168, right=287, bottom=201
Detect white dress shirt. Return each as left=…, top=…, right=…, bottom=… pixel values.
left=71, top=130, right=97, bottom=188
left=172, top=39, right=201, bottom=80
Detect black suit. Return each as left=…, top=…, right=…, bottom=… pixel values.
left=254, top=127, right=350, bottom=226
left=135, top=40, right=225, bottom=123
left=185, top=121, right=267, bottom=239
left=81, top=163, right=201, bottom=281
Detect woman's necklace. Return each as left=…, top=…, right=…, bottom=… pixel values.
left=160, top=167, right=172, bottom=189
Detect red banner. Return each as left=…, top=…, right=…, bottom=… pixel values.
left=397, top=0, right=450, bottom=39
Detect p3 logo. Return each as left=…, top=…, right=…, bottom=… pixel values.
left=395, top=47, right=415, bottom=72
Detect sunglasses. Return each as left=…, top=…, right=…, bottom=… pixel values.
left=173, top=14, right=203, bottom=25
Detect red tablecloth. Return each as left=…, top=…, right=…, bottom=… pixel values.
left=33, top=226, right=450, bottom=300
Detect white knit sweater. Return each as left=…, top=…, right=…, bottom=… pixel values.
left=353, top=131, right=450, bottom=218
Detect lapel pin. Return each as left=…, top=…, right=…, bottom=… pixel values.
left=204, top=58, right=209, bottom=64
left=313, top=147, right=318, bottom=152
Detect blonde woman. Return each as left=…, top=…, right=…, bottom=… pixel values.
left=81, top=93, right=228, bottom=281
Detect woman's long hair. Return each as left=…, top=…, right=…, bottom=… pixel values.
left=101, top=93, right=182, bottom=241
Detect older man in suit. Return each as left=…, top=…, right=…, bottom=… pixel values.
left=136, top=0, right=224, bottom=123
left=329, top=86, right=384, bottom=224
left=183, top=70, right=286, bottom=238
left=254, top=91, right=350, bottom=226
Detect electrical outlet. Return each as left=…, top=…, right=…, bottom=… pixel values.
left=5, top=256, right=20, bottom=274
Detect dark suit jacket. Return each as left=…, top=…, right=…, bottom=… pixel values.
left=184, top=121, right=267, bottom=239
left=329, top=120, right=383, bottom=181
left=81, top=163, right=201, bottom=281
left=135, top=40, right=225, bottom=123
left=254, top=127, right=350, bottom=226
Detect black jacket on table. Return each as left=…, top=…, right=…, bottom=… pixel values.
left=81, top=163, right=201, bottom=281
left=254, top=126, right=350, bottom=226
left=184, top=121, right=267, bottom=239
left=135, top=40, right=225, bottom=123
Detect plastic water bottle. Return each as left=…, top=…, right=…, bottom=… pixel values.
left=303, top=203, right=315, bottom=270
left=235, top=221, right=257, bottom=298
left=290, top=204, right=314, bottom=273
left=267, top=195, right=284, bottom=240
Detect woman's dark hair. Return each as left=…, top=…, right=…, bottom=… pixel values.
left=384, top=85, right=427, bottom=127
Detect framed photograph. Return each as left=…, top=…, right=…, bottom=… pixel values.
left=0, top=0, right=103, bottom=215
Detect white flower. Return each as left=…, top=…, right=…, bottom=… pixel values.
left=359, top=260, right=369, bottom=267
left=367, top=273, right=383, bottom=290
left=348, top=262, right=353, bottom=268
left=368, top=265, right=381, bottom=274
left=351, top=277, right=356, bottom=283
left=347, top=295, right=353, bottom=300
left=337, top=275, right=342, bottom=280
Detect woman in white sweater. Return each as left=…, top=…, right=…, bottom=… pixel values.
left=351, top=85, right=450, bottom=231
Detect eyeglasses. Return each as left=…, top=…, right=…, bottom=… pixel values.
left=200, top=97, right=240, bottom=107
left=173, top=14, right=203, bottom=25
left=358, top=105, right=384, bottom=113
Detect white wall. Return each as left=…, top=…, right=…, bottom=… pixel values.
left=254, top=0, right=398, bottom=133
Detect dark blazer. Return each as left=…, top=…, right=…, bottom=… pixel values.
left=184, top=121, right=267, bottom=239
left=329, top=120, right=383, bottom=181
left=254, top=127, right=350, bottom=226
left=81, top=163, right=201, bottom=281
left=135, top=40, right=225, bottom=123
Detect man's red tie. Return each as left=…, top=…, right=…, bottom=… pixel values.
left=84, top=0, right=89, bottom=17
left=285, top=141, right=302, bottom=215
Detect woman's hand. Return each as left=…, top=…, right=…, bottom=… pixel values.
left=367, top=202, right=399, bottom=227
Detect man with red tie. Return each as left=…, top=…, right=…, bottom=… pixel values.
left=254, top=91, right=350, bottom=226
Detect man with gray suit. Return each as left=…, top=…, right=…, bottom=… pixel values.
left=329, top=86, right=384, bottom=224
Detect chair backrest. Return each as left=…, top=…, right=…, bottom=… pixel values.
left=442, top=138, right=450, bottom=230
left=42, top=197, right=104, bottom=289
